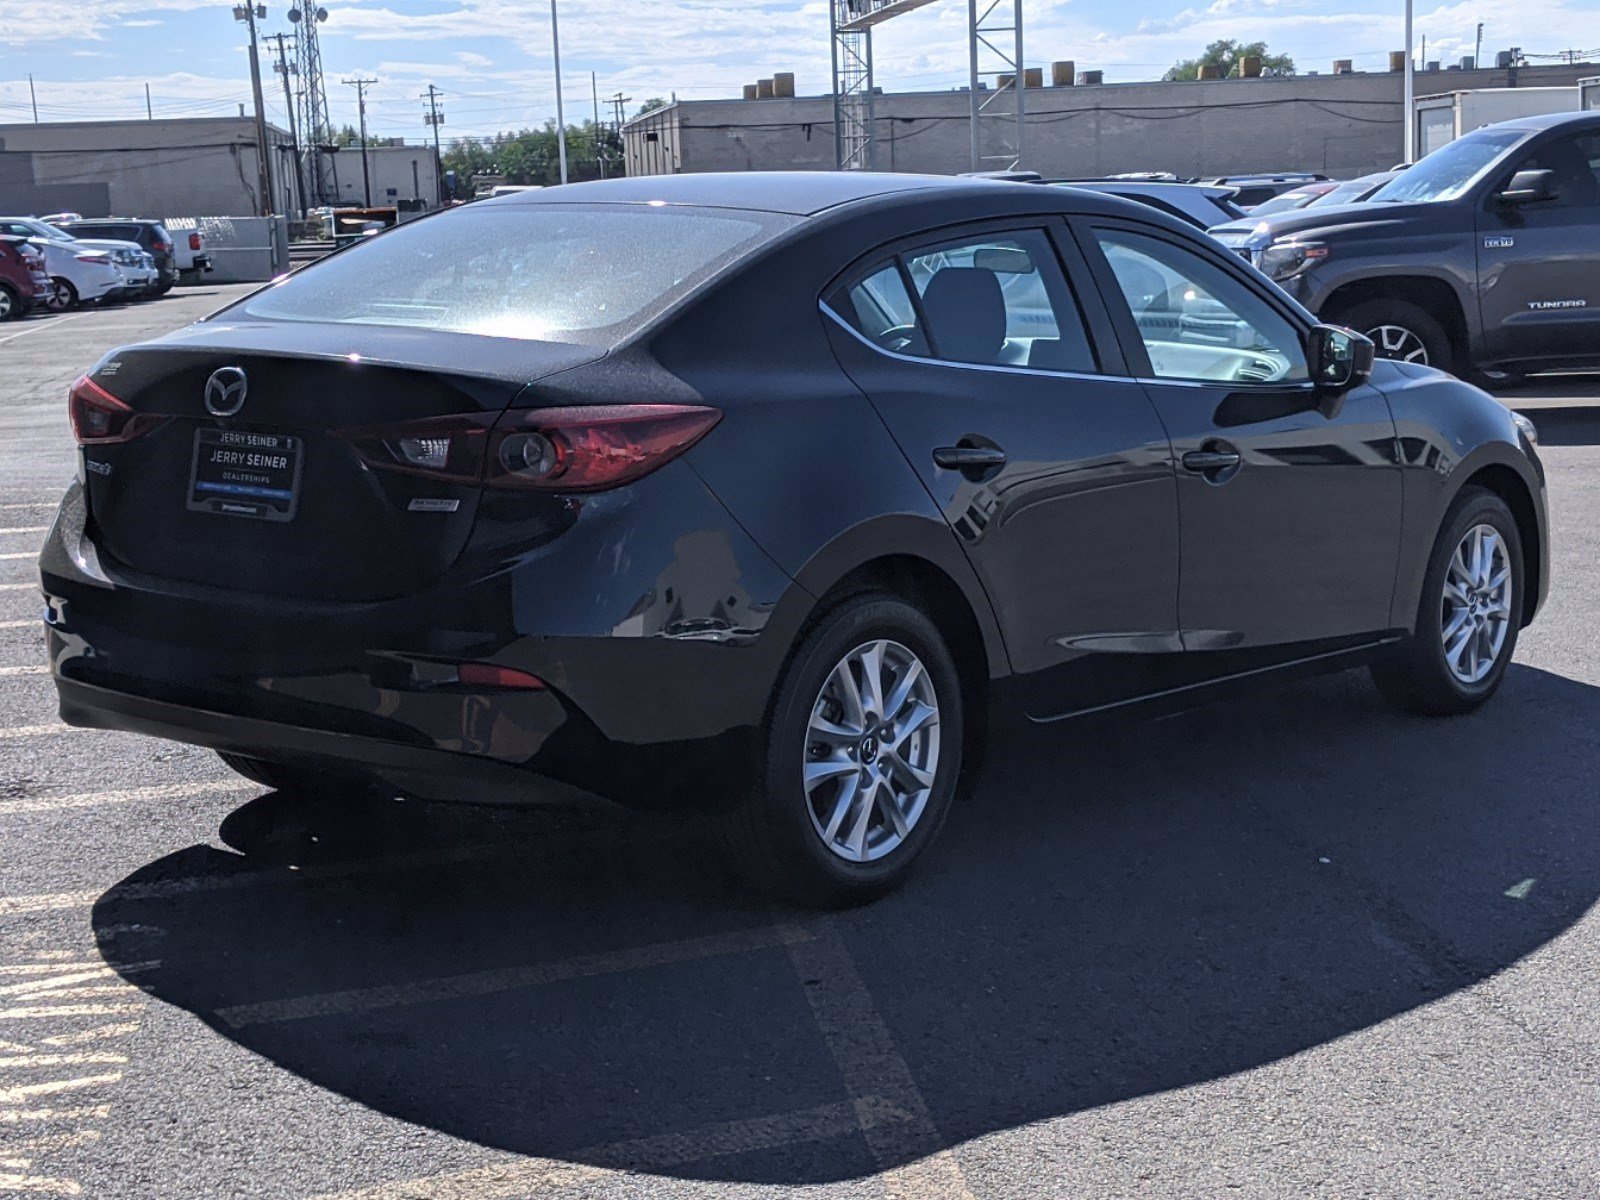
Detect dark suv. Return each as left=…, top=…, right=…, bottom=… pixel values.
left=1209, top=111, right=1600, bottom=382
left=61, top=219, right=179, bottom=295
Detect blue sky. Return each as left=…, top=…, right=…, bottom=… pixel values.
left=1, top=0, right=1595, bottom=142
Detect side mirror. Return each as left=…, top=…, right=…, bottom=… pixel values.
left=1308, top=323, right=1375, bottom=399
left=1496, top=168, right=1557, bottom=206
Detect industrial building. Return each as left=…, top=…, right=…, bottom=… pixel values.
left=624, top=60, right=1598, bottom=180
left=0, top=117, right=439, bottom=220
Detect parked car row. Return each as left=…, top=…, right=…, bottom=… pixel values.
left=0, top=214, right=210, bottom=321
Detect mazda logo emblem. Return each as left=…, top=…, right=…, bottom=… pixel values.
left=204, top=366, right=248, bottom=417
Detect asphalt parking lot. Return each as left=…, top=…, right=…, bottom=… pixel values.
left=3, top=289, right=1599, bottom=1198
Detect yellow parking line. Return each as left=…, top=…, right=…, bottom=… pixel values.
left=0, top=780, right=251, bottom=817
left=0, top=1053, right=127, bottom=1070
left=308, top=1095, right=914, bottom=1200
left=785, top=921, right=976, bottom=1200
left=0, top=1005, right=143, bottom=1022
left=0, top=1106, right=110, bottom=1124
left=0, top=1074, right=123, bottom=1105
left=0, top=726, right=75, bottom=741
left=217, top=924, right=815, bottom=1029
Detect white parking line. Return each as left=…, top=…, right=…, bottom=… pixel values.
left=0, top=313, right=88, bottom=347
left=0, top=528, right=48, bottom=538
left=0, top=1106, right=110, bottom=1125
left=308, top=1096, right=915, bottom=1200
left=0, top=780, right=250, bottom=817
left=216, top=924, right=815, bottom=1029
left=0, top=553, right=37, bottom=561
left=0, top=622, right=38, bottom=631
left=0, top=583, right=38, bottom=592
left=0, top=1074, right=123, bottom=1105
left=0, top=665, right=47, bottom=678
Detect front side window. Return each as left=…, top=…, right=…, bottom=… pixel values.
left=1503, top=133, right=1600, bottom=208
left=239, top=203, right=797, bottom=346
left=1092, top=228, right=1308, bottom=384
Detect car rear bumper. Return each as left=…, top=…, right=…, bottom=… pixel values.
left=38, top=466, right=803, bottom=807
left=54, top=674, right=588, bottom=806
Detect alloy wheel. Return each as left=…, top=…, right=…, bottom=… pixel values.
left=1441, top=523, right=1513, bottom=685
left=803, top=639, right=940, bottom=863
left=1366, top=324, right=1429, bottom=364
left=0, top=289, right=13, bottom=319
left=43, top=280, right=71, bottom=313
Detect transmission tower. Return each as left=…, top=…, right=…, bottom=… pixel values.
left=828, top=0, right=1023, bottom=172
left=289, top=4, right=336, bottom=205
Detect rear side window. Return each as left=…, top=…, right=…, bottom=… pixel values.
left=240, top=203, right=798, bottom=345
left=837, top=228, right=1097, bottom=373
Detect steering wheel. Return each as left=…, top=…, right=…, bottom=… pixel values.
left=874, top=324, right=920, bottom=354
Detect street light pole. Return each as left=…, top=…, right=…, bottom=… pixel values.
left=550, top=0, right=568, bottom=184
left=1403, top=0, right=1415, bottom=162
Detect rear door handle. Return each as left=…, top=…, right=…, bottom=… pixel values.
left=933, top=446, right=1007, bottom=471
left=1181, top=449, right=1242, bottom=473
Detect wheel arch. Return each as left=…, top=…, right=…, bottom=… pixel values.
left=1322, top=275, right=1471, bottom=363
left=1456, top=462, right=1543, bottom=627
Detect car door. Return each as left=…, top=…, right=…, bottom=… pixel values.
left=1074, top=218, right=1402, bottom=657
left=1477, top=129, right=1600, bottom=366
left=823, top=221, right=1184, bottom=715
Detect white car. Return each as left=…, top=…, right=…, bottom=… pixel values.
left=0, top=217, right=143, bottom=310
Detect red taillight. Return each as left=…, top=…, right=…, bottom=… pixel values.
left=68, top=376, right=162, bottom=445
left=335, top=404, right=721, bottom=493
left=456, top=663, right=545, bottom=690
left=189, top=232, right=203, bottom=251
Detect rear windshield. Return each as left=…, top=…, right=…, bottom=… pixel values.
left=240, top=202, right=798, bottom=345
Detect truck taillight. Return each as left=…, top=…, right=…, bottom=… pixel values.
left=189, top=232, right=203, bottom=251
left=68, top=377, right=163, bottom=445
left=334, top=405, right=721, bottom=492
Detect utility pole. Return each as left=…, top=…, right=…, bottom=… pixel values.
left=344, top=76, right=377, bottom=206
left=28, top=75, right=37, bottom=123
left=267, top=33, right=308, bottom=218
left=549, top=0, right=568, bottom=184
left=608, top=92, right=632, bottom=177
left=234, top=3, right=276, bottom=217
left=145, top=83, right=153, bottom=120
left=1474, top=22, right=1484, bottom=70
left=422, top=85, right=446, bottom=204
left=591, top=72, right=603, bottom=178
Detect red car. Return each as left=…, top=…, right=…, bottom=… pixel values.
left=0, top=235, right=50, bottom=320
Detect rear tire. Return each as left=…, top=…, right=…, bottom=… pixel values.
left=718, top=593, right=964, bottom=907
left=1371, top=487, right=1523, bottom=716
left=1337, top=298, right=1454, bottom=374
left=43, top=278, right=77, bottom=313
left=0, top=284, right=18, bottom=322
left=217, top=751, right=378, bottom=798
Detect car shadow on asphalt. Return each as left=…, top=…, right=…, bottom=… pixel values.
left=93, top=662, right=1600, bottom=1189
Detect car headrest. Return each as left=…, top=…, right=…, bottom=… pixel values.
left=922, top=267, right=1006, bottom=363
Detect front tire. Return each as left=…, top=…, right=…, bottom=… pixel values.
left=719, top=593, right=964, bottom=907
left=1371, top=487, right=1523, bottom=715
left=1337, top=298, right=1454, bottom=374
left=0, top=284, right=18, bottom=322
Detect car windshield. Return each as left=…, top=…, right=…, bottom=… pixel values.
left=16, top=218, right=76, bottom=242
left=1308, top=178, right=1377, bottom=206
left=241, top=203, right=796, bottom=345
left=1369, top=128, right=1529, bottom=203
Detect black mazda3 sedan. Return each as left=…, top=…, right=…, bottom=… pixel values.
left=41, top=173, right=1548, bottom=905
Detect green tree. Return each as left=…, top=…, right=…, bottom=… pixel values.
left=440, top=120, right=625, bottom=192
left=329, top=123, right=362, bottom=147
left=636, top=97, right=669, bottom=116
left=1164, top=39, right=1294, bottom=81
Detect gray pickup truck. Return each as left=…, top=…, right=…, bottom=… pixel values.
left=1209, top=110, right=1600, bottom=383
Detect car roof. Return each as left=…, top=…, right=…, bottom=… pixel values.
left=1489, top=109, right=1600, bottom=134
left=492, top=171, right=1038, bottom=217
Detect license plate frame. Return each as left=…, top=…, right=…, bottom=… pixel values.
left=187, top=427, right=303, bottom=523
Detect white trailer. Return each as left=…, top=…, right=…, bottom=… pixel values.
left=1581, top=77, right=1600, bottom=111
left=1412, top=87, right=1579, bottom=158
